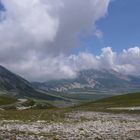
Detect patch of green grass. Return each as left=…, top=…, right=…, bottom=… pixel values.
left=33, top=102, right=56, bottom=109
left=0, top=92, right=139, bottom=122
left=0, top=108, right=73, bottom=122
left=0, top=95, right=17, bottom=106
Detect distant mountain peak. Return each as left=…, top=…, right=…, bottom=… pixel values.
left=33, top=69, right=140, bottom=93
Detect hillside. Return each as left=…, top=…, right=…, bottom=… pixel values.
left=0, top=95, right=17, bottom=106
left=77, top=92, right=140, bottom=112
left=0, top=65, right=66, bottom=101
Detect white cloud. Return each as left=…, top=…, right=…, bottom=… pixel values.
left=0, top=0, right=139, bottom=82
left=97, top=47, right=116, bottom=68
left=0, top=0, right=140, bottom=81
left=0, top=0, right=110, bottom=57
left=117, top=47, right=140, bottom=75
left=0, top=0, right=59, bottom=45
left=2, top=47, right=140, bottom=81
left=0, top=0, right=140, bottom=82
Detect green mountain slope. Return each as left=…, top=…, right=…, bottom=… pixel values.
left=0, top=95, right=17, bottom=106
left=76, top=92, right=140, bottom=111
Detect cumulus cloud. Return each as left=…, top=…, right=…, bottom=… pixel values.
left=2, top=47, right=140, bottom=81
left=117, top=47, right=140, bottom=75
left=0, top=0, right=110, bottom=60
left=1, top=1, right=139, bottom=82
left=0, top=0, right=140, bottom=81
left=0, top=0, right=59, bottom=63
left=0, top=0, right=112, bottom=81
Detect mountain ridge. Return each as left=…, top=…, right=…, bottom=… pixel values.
left=0, top=65, right=65, bottom=101
left=33, top=69, right=140, bottom=93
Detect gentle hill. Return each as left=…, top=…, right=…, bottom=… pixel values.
left=93, top=92, right=140, bottom=107
left=76, top=92, right=140, bottom=111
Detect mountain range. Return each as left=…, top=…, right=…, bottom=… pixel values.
left=0, top=65, right=140, bottom=102
left=33, top=69, right=140, bottom=94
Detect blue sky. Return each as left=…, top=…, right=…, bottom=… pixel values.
left=80, top=0, right=140, bottom=54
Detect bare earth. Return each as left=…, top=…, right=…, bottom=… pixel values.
left=0, top=111, right=140, bottom=140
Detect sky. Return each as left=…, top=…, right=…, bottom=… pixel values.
left=0, top=0, right=140, bottom=81
left=78, top=0, right=140, bottom=54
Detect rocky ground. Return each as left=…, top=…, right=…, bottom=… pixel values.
left=0, top=111, right=140, bottom=140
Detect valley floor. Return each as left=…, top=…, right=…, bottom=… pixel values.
left=0, top=111, right=140, bottom=140
left=108, top=106, right=140, bottom=111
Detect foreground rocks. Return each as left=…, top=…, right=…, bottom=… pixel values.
left=0, top=111, right=140, bottom=140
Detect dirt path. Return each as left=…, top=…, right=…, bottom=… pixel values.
left=108, top=106, right=140, bottom=111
